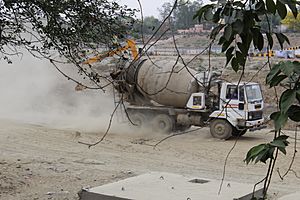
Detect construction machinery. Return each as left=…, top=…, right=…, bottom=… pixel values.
left=84, top=40, right=265, bottom=139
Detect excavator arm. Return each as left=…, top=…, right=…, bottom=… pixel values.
left=75, top=39, right=138, bottom=91
left=83, top=39, right=138, bottom=65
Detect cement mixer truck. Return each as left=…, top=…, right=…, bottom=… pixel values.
left=83, top=40, right=265, bottom=139
left=110, top=57, right=265, bottom=139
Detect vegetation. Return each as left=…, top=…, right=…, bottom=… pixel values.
left=0, top=0, right=135, bottom=64
left=282, top=11, right=300, bottom=31
left=132, top=0, right=204, bottom=38
left=194, top=0, right=300, bottom=198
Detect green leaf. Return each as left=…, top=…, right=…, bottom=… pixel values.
left=266, top=0, right=276, bottom=14
left=252, top=28, right=264, bottom=50
left=278, top=147, right=287, bottom=154
left=280, top=89, right=296, bottom=114
left=193, top=4, right=215, bottom=21
left=270, top=111, right=288, bottom=130
left=282, top=33, right=290, bottom=45
left=280, top=61, right=294, bottom=76
left=244, top=144, right=267, bottom=164
left=218, top=36, right=226, bottom=45
left=232, top=19, right=243, bottom=34
left=276, top=0, right=287, bottom=19
left=210, top=24, right=226, bottom=40
left=271, top=135, right=289, bottom=154
left=292, top=61, right=300, bottom=74
left=257, top=147, right=275, bottom=163
left=224, top=25, right=232, bottom=41
left=237, top=42, right=247, bottom=54
left=287, top=3, right=298, bottom=18
left=271, top=139, right=286, bottom=148
left=287, top=105, right=300, bottom=122
left=255, top=0, right=265, bottom=10
left=269, top=74, right=287, bottom=87
left=213, top=8, right=222, bottom=23
left=266, top=62, right=282, bottom=84
left=275, top=135, right=289, bottom=141
left=222, top=39, right=233, bottom=52
left=225, top=46, right=234, bottom=67
left=275, top=33, right=288, bottom=49
left=231, top=57, right=239, bottom=72
left=266, top=32, right=273, bottom=49
left=236, top=51, right=246, bottom=66
left=257, top=31, right=264, bottom=51
left=296, top=92, right=300, bottom=103
left=204, top=7, right=214, bottom=21
left=254, top=148, right=269, bottom=163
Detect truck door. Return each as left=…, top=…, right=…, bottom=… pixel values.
left=223, top=85, right=245, bottom=117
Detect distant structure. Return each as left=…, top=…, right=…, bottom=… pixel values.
left=177, top=24, right=211, bottom=34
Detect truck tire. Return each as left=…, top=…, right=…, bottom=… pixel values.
left=152, top=114, right=174, bottom=133
left=129, top=113, right=147, bottom=128
left=209, top=119, right=232, bottom=139
left=232, top=128, right=247, bottom=137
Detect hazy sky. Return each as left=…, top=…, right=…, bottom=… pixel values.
left=118, top=0, right=170, bottom=18
left=118, top=0, right=209, bottom=18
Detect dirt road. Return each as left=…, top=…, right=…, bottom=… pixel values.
left=0, top=119, right=299, bottom=200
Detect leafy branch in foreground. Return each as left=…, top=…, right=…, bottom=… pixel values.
left=193, top=0, right=300, bottom=197
left=245, top=135, right=289, bottom=164
left=267, top=61, right=300, bottom=130
left=193, top=0, right=295, bottom=72
left=0, top=0, right=136, bottom=64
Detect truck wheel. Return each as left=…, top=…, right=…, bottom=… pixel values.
left=232, top=128, right=247, bottom=137
left=152, top=114, right=174, bottom=133
left=129, top=113, right=146, bottom=128
left=210, top=119, right=232, bottom=139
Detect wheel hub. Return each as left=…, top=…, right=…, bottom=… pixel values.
left=215, top=124, right=226, bottom=135
left=159, top=121, right=166, bottom=129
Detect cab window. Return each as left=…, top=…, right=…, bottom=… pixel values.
left=226, top=86, right=238, bottom=100
left=193, top=96, right=202, bottom=105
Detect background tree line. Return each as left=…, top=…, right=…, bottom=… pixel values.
left=133, top=0, right=203, bottom=36
left=133, top=1, right=300, bottom=37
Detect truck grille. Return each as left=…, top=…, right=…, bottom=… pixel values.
left=248, top=111, right=263, bottom=121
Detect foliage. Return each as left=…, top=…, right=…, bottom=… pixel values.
left=281, top=11, right=300, bottom=31
left=193, top=0, right=300, bottom=197
left=267, top=61, right=300, bottom=129
left=0, top=0, right=136, bottom=63
left=159, top=0, right=203, bottom=30
left=245, top=135, right=289, bottom=164
left=133, top=16, right=161, bottom=35
left=173, top=0, right=203, bottom=30
left=193, top=0, right=297, bottom=71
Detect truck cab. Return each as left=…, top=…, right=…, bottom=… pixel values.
left=209, top=82, right=265, bottom=139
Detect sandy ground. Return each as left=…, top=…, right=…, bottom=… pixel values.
left=1, top=43, right=300, bottom=200
left=0, top=119, right=300, bottom=200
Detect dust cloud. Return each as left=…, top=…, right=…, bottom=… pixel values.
left=0, top=52, right=130, bottom=133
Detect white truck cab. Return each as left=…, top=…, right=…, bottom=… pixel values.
left=209, top=82, right=265, bottom=139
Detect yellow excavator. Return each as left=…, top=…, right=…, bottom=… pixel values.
left=75, top=39, right=139, bottom=91
left=83, top=39, right=138, bottom=65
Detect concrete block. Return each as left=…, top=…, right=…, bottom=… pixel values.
left=78, top=172, right=262, bottom=200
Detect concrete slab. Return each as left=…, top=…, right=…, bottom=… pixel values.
left=79, top=172, right=262, bottom=200
left=278, top=192, right=300, bottom=200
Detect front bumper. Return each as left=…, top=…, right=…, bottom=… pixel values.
left=237, top=118, right=266, bottom=131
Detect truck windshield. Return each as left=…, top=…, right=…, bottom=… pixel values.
left=245, top=84, right=262, bottom=101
